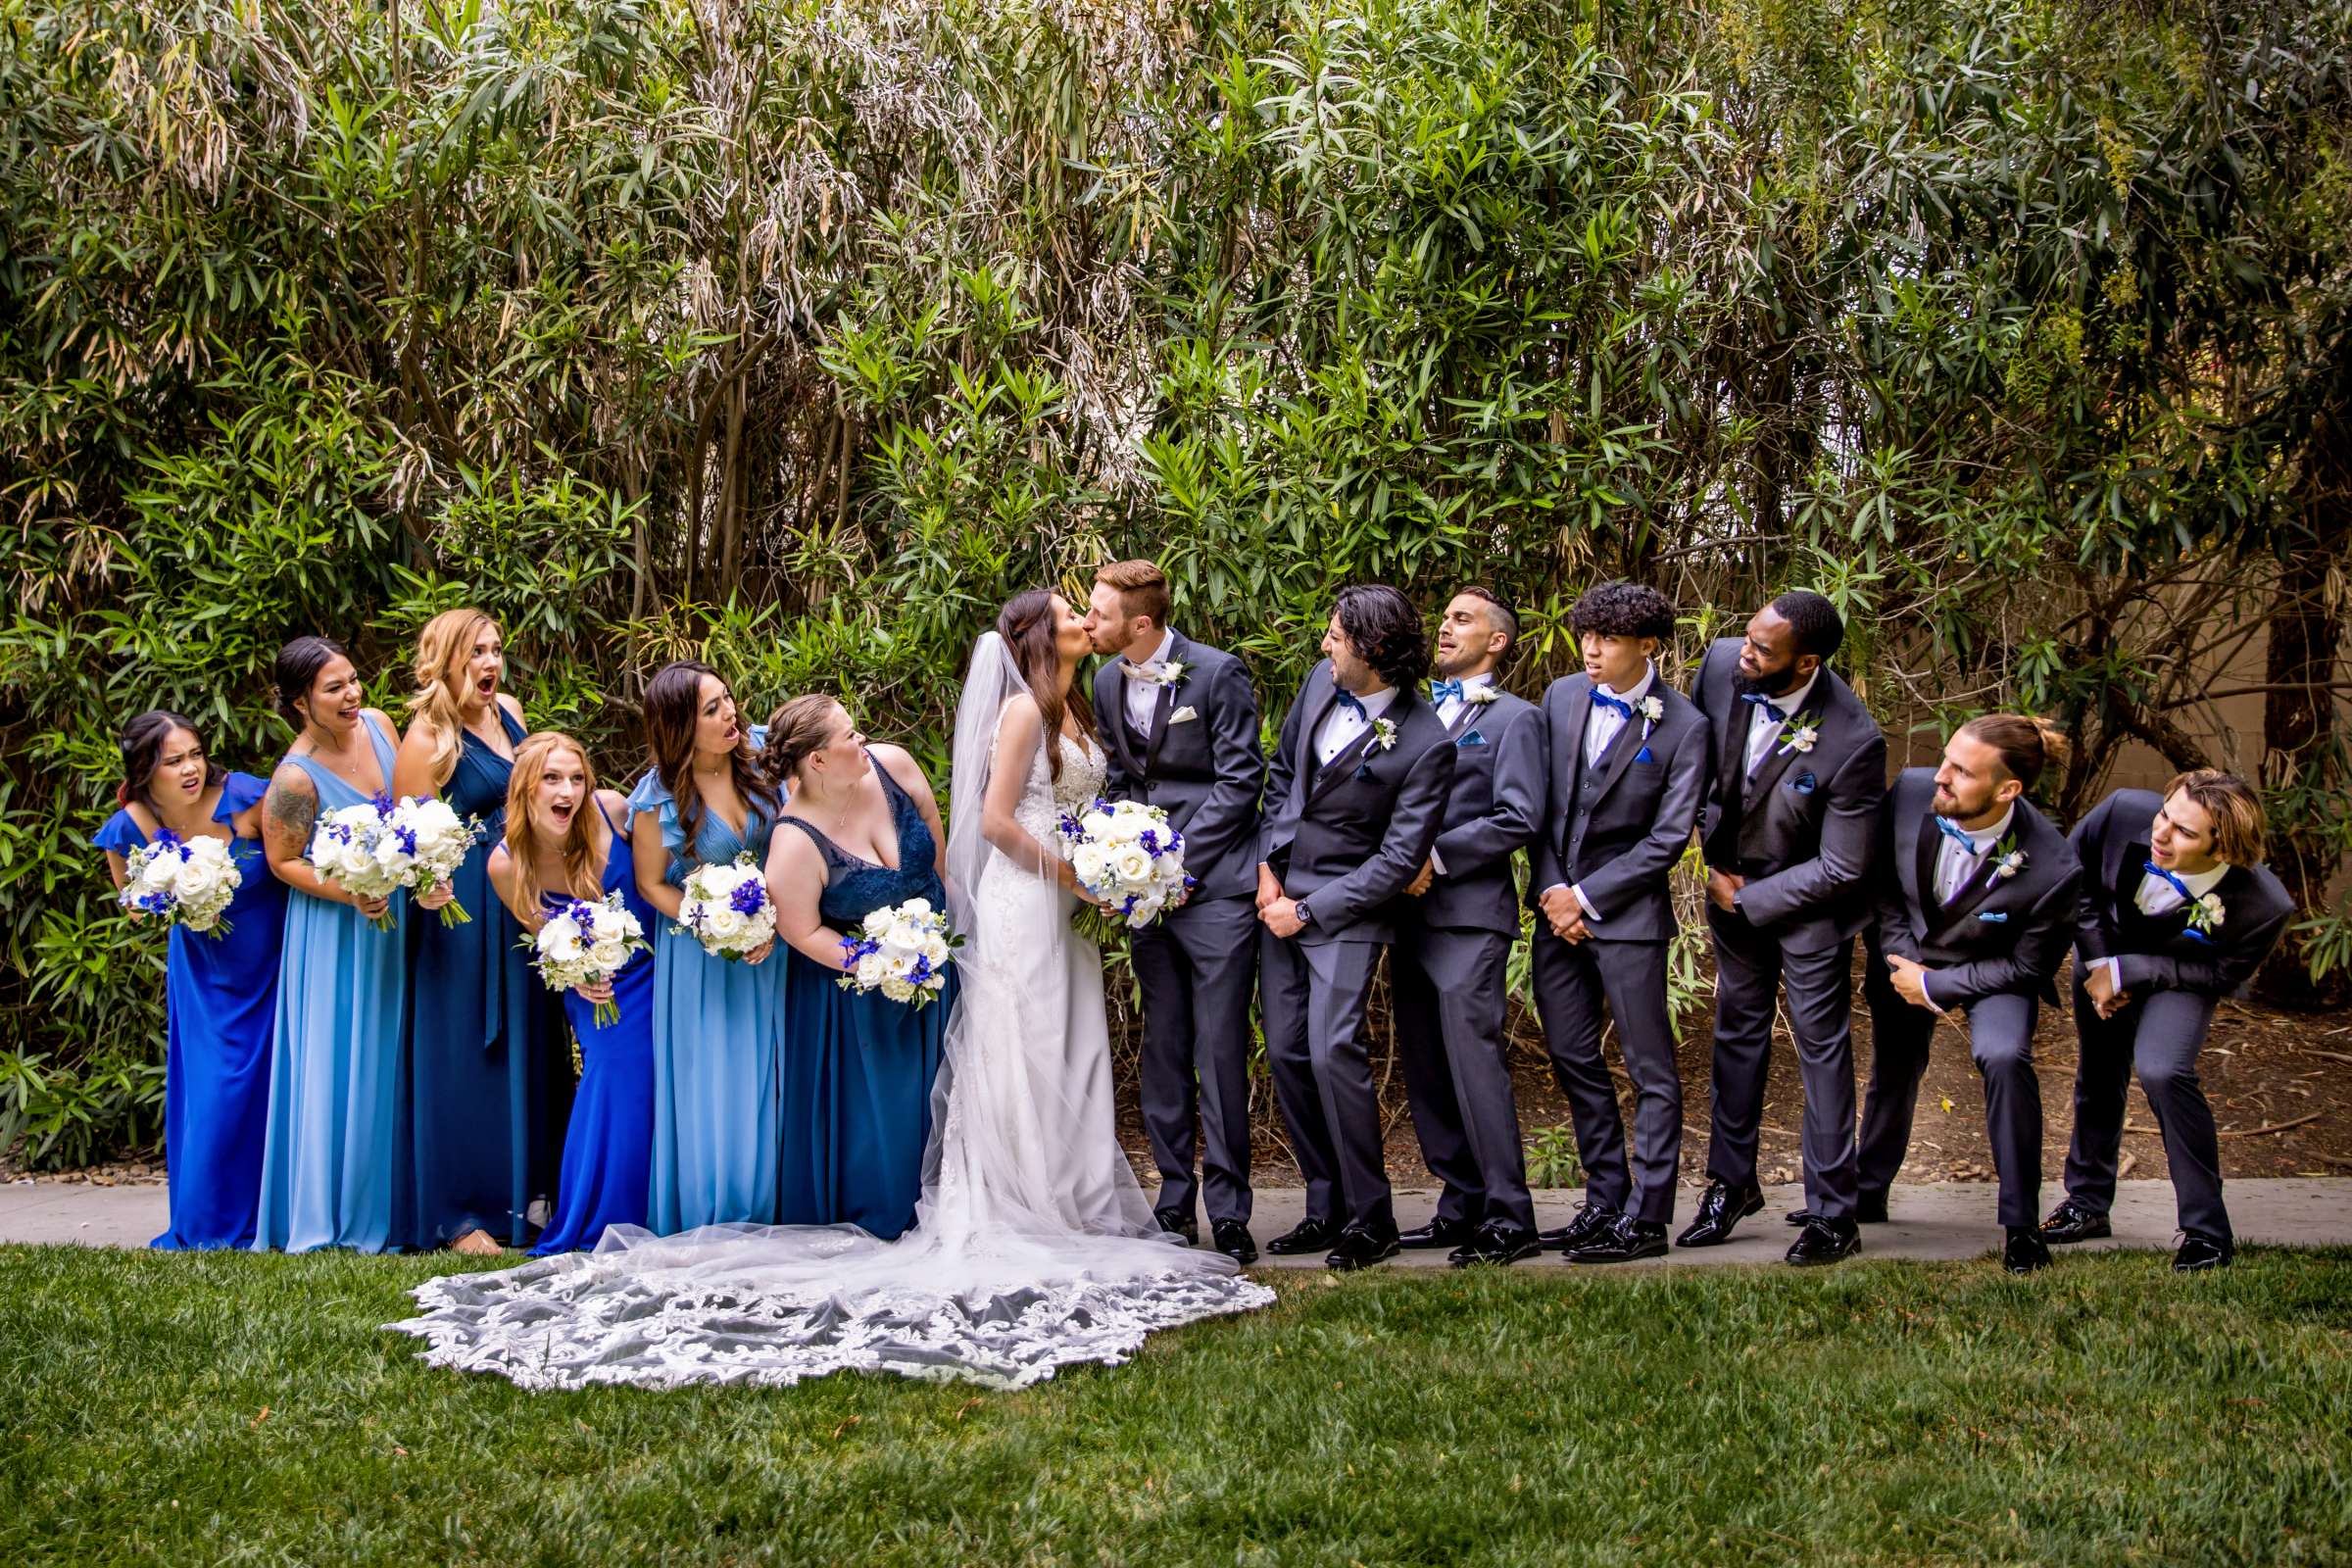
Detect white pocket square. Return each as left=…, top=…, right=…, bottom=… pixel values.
left=1169, top=706, right=1200, bottom=724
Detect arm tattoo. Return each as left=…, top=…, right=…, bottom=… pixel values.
left=266, top=770, right=317, bottom=853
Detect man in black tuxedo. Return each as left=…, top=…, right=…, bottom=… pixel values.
left=1086, top=559, right=1266, bottom=1265
left=1682, top=590, right=1886, bottom=1265
left=1390, top=587, right=1542, bottom=1267
left=1847, top=715, right=2082, bottom=1273
left=1527, top=582, right=1710, bottom=1264
left=1257, top=585, right=1458, bottom=1271
left=2044, top=771, right=2294, bottom=1270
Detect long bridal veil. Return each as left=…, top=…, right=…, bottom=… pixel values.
left=386, top=631, right=1272, bottom=1392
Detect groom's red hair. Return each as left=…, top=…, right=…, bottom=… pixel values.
left=1095, top=559, right=1171, bottom=627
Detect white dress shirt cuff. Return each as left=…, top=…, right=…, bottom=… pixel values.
left=1429, top=848, right=1447, bottom=877
left=1573, top=886, right=1600, bottom=921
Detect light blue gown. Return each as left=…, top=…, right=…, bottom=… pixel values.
left=626, top=743, right=789, bottom=1232
left=253, top=715, right=410, bottom=1253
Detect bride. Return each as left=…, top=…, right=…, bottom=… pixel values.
left=387, top=590, right=1273, bottom=1390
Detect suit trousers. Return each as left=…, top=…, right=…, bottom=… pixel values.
left=1703, top=906, right=1859, bottom=1220
left=2063, top=988, right=2230, bottom=1242
left=1260, top=932, right=1395, bottom=1233
left=1130, top=893, right=1257, bottom=1225
left=1391, top=921, right=1536, bottom=1233
left=1857, top=968, right=2043, bottom=1226
left=1528, top=932, right=1684, bottom=1224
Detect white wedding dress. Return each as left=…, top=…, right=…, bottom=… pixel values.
left=387, top=633, right=1271, bottom=1391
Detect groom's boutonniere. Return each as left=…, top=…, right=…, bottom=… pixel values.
left=1637, top=694, right=1664, bottom=724
left=1992, top=835, right=2027, bottom=882
left=1464, top=686, right=1500, bottom=708
left=1370, top=717, right=1398, bottom=752
left=1778, top=713, right=1820, bottom=755
left=1152, top=661, right=1188, bottom=687
left=2186, top=891, right=2227, bottom=939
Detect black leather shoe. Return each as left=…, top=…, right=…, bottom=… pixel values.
left=2039, top=1199, right=2112, bottom=1245
left=2173, top=1233, right=2234, bottom=1272
left=1676, top=1181, right=1764, bottom=1248
left=1447, top=1222, right=1544, bottom=1268
left=1539, top=1201, right=1620, bottom=1252
left=1856, top=1190, right=1889, bottom=1225
left=1210, top=1219, right=1256, bottom=1265
left=1266, top=1216, right=1338, bottom=1255
left=1785, top=1217, right=1861, bottom=1266
left=1397, top=1216, right=1475, bottom=1250
left=1570, top=1216, right=1669, bottom=1264
left=1324, top=1223, right=1401, bottom=1272
left=1153, top=1208, right=1198, bottom=1246
left=1785, top=1207, right=1817, bottom=1227
left=2003, top=1226, right=2052, bottom=1274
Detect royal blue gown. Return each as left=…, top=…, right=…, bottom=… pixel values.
left=255, top=715, right=409, bottom=1253
left=405, top=708, right=572, bottom=1250
left=627, top=745, right=789, bottom=1233
left=775, top=756, right=951, bottom=1240
left=95, top=772, right=290, bottom=1250
left=529, top=801, right=658, bottom=1255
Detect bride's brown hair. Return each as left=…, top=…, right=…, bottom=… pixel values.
left=995, top=590, right=1095, bottom=782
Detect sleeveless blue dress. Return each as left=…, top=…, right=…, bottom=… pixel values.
left=529, top=801, right=658, bottom=1255
left=405, top=708, right=571, bottom=1249
left=776, top=756, right=952, bottom=1240
left=626, top=743, right=789, bottom=1232
left=95, top=772, right=290, bottom=1250
left=254, top=715, right=409, bottom=1252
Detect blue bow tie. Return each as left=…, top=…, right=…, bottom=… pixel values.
left=1430, top=678, right=1465, bottom=705
left=1740, top=692, right=1787, bottom=721
left=1590, top=690, right=1634, bottom=719
left=1335, top=689, right=1367, bottom=719
left=1933, top=816, right=1983, bottom=855
left=2146, top=863, right=2199, bottom=905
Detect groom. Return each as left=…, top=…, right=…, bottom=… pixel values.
left=1086, top=559, right=1266, bottom=1265
left=1257, top=585, right=1458, bottom=1270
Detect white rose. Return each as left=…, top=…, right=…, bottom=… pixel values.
left=705, top=906, right=746, bottom=942
left=1073, top=844, right=1110, bottom=887
left=174, top=858, right=224, bottom=899
left=862, top=906, right=895, bottom=937
left=1080, top=809, right=1114, bottom=840
left=589, top=939, right=628, bottom=970
left=1110, top=846, right=1153, bottom=884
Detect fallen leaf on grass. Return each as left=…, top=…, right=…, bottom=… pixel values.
left=249, top=1406, right=269, bottom=1429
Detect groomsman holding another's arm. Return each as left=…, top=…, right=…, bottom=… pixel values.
left=1256, top=586, right=1457, bottom=1271
left=1849, top=716, right=2082, bottom=1273
left=1528, top=582, right=1711, bottom=1264
left=1389, top=588, right=1543, bottom=1267
left=2044, top=772, right=2292, bottom=1271
left=1086, top=560, right=1266, bottom=1265
left=1683, top=590, right=1886, bottom=1266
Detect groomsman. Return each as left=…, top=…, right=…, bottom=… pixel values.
left=1528, top=581, right=1711, bottom=1263
left=2043, top=772, right=2292, bottom=1270
left=1390, top=588, right=1543, bottom=1267
left=1847, top=715, right=2082, bottom=1273
left=1683, top=590, right=1886, bottom=1265
left=1257, top=585, right=1457, bottom=1271
left=1086, top=560, right=1266, bottom=1265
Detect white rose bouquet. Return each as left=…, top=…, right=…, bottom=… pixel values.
left=674, top=853, right=776, bottom=960
left=1055, top=796, right=1195, bottom=946
left=384, top=796, right=487, bottom=926
left=836, top=897, right=957, bottom=1007
left=305, top=798, right=404, bottom=931
left=120, top=830, right=242, bottom=938
left=529, top=890, right=649, bottom=1026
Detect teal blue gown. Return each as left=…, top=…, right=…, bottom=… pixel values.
left=626, top=746, right=789, bottom=1232
left=254, top=715, right=409, bottom=1253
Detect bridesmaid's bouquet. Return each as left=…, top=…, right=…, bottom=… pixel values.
left=530, top=891, right=649, bottom=1027
left=675, top=853, right=775, bottom=960
left=1056, top=797, right=1195, bottom=947
left=836, top=897, right=956, bottom=1008
left=306, top=798, right=404, bottom=931
left=385, top=796, right=487, bottom=927
left=120, top=830, right=242, bottom=938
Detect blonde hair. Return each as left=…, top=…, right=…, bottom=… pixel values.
left=504, top=732, right=604, bottom=913
left=410, top=608, right=500, bottom=791
left=2164, top=769, right=2268, bottom=866
left=760, top=694, right=848, bottom=791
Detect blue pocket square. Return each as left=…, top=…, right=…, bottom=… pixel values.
left=1977, top=911, right=2008, bottom=923
left=2182, top=928, right=2217, bottom=946
left=1456, top=730, right=1488, bottom=748
left=1635, top=746, right=1655, bottom=764
left=1352, top=762, right=1373, bottom=781
left=1791, top=771, right=1818, bottom=794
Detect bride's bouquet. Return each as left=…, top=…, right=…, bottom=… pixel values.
left=120, top=830, right=242, bottom=937
left=1056, top=797, right=1195, bottom=946
left=675, top=853, right=775, bottom=960
left=836, top=897, right=956, bottom=1008
left=385, top=796, right=487, bottom=926
left=530, top=890, right=649, bottom=1026
left=305, top=797, right=405, bottom=931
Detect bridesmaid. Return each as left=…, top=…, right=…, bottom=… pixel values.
left=627, top=661, right=788, bottom=1232
left=486, top=733, right=656, bottom=1255
left=96, top=712, right=290, bottom=1250
left=392, top=607, right=570, bottom=1253
left=763, top=696, right=953, bottom=1239
left=253, top=637, right=409, bottom=1252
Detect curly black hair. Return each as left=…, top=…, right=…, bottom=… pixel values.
left=1333, top=584, right=1430, bottom=691
left=1569, top=580, right=1676, bottom=642
left=1770, top=589, right=1845, bottom=660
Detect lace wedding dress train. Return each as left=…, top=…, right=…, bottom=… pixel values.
left=386, top=635, right=1272, bottom=1391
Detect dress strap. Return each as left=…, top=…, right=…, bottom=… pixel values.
left=360, top=712, right=398, bottom=792
left=779, top=813, right=853, bottom=871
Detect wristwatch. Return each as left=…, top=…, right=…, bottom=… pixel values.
left=1294, top=900, right=1315, bottom=927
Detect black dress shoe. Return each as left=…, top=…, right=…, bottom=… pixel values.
left=2003, top=1226, right=2052, bottom=1274
left=2173, top=1233, right=2234, bottom=1272
left=1785, top=1217, right=1861, bottom=1266
left=1210, top=1219, right=1257, bottom=1266
left=1569, top=1216, right=1669, bottom=1264
left=1153, top=1208, right=1198, bottom=1246
left=1397, top=1216, right=1475, bottom=1250
left=1539, top=1201, right=1620, bottom=1252
left=2039, top=1199, right=2112, bottom=1245
left=1447, top=1222, right=1544, bottom=1268
left=1266, top=1216, right=1339, bottom=1255
left=1324, top=1223, right=1401, bottom=1272
left=1675, top=1181, right=1764, bottom=1248
left=1785, top=1207, right=1816, bottom=1227
left=1856, top=1190, right=1889, bottom=1225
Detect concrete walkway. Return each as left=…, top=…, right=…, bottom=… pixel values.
left=6, top=1177, right=2346, bottom=1266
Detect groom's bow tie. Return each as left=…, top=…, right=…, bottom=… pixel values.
left=1334, top=689, right=1368, bottom=719
left=1590, top=690, right=1634, bottom=719
left=1119, top=661, right=1162, bottom=680
left=1429, top=678, right=1465, bottom=705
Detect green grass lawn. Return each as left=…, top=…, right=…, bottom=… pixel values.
left=3, top=1247, right=2349, bottom=1566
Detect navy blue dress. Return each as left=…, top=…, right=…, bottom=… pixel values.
left=94, top=773, right=290, bottom=1250
left=405, top=709, right=572, bottom=1248
left=776, top=756, right=952, bottom=1240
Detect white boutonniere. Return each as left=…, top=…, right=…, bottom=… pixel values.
left=2187, top=892, right=2226, bottom=935
left=1778, top=715, right=1820, bottom=755
left=1992, top=844, right=2028, bottom=881
left=1464, top=686, right=1500, bottom=707
left=1168, top=705, right=1199, bottom=725
left=1637, top=694, right=1664, bottom=723
left=1152, top=661, right=1188, bottom=687
left=1370, top=717, right=1397, bottom=752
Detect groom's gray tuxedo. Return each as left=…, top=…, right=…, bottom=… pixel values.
left=1094, top=630, right=1265, bottom=1228
left=1259, top=660, right=1457, bottom=1235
